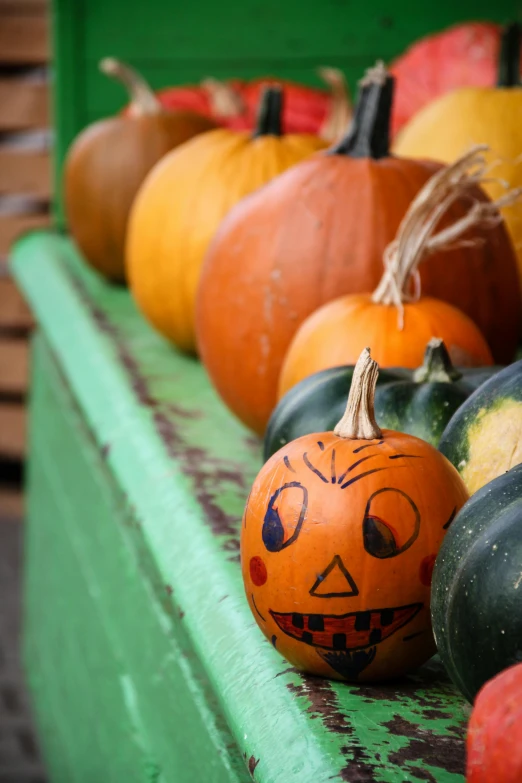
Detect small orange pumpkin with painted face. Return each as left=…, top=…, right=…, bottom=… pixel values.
left=241, top=348, right=469, bottom=681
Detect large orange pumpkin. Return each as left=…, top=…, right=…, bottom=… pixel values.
left=196, top=65, right=521, bottom=436
left=278, top=147, right=501, bottom=396
left=127, top=86, right=326, bottom=353
left=64, top=58, right=217, bottom=282
left=241, top=348, right=469, bottom=681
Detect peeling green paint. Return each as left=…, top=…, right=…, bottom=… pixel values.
left=14, top=232, right=468, bottom=782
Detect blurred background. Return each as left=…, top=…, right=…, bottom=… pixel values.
left=0, top=1, right=520, bottom=780
left=0, top=0, right=49, bottom=517
left=0, top=4, right=49, bottom=779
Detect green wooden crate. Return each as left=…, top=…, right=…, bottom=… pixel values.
left=13, top=230, right=472, bottom=782
left=51, top=0, right=521, bottom=224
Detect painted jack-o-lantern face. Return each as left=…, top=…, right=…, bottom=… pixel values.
left=241, top=430, right=469, bottom=681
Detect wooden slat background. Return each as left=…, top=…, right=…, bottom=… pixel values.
left=0, top=149, right=51, bottom=198
left=0, top=14, right=48, bottom=64
left=0, top=338, right=29, bottom=393
left=0, top=404, right=26, bottom=457
left=0, top=279, right=33, bottom=331
left=0, top=80, right=49, bottom=130
left=0, top=0, right=50, bottom=465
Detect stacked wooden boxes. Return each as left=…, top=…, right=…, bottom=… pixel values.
left=0, top=0, right=50, bottom=469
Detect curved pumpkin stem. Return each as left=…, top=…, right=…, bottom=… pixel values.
left=372, top=144, right=522, bottom=329
left=100, top=57, right=162, bottom=116
left=317, top=67, right=352, bottom=143
left=201, top=77, right=246, bottom=118
left=334, top=348, right=382, bottom=440
left=497, top=22, right=521, bottom=87
left=413, top=338, right=463, bottom=383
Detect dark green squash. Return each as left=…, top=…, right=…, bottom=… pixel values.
left=372, top=339, right=501, bottom=448
left=439, top=358, right=522, bottom=495
left=431, top=463, right=522, bottom=703
left=264, top=365, right=407, bottom=460
left=264, top=339, right=501, bottom=460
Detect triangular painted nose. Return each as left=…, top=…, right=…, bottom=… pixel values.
left=310, top=555, right=359, bottom=598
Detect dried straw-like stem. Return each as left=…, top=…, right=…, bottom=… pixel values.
left=318, top=67, right=352, bottom=143
left=100, top=58, right=161, bottom=115
left=372, top=144, right=522, bottom=328
left=201, top=78, right=245, bottom=117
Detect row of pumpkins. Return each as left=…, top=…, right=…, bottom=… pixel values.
left=65, top=20, right=522, bottom=782
left=66, top=21, right=522, bottom=437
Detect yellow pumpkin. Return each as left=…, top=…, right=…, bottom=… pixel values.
left=394, top=23, right=522, bottom=287
left=126, top=86, right=326, bottom=353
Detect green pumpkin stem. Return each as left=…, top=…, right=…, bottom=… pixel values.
left=497, top=23, right=521, bottom=88
left=413, top=339, right=463, bottom=383
left=334, top=348, right=383, bottom=440
left=253, top=86, right=283, bottom=138
left=328, top=61, right=393, bottom=159
left=100, top=57, right=162, bottom=115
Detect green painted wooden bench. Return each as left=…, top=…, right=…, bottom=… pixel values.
left=12, top=230, right=471, bottom=783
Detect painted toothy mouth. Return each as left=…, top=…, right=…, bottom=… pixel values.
left=269, top=604, right=422, bottom=652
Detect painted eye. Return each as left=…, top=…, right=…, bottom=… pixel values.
left=363, top=488, right=420, bottom=559
left=262, top=482, right=308, bottom=552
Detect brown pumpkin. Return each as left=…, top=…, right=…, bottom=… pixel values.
left=64, top=58, right=217, bottom=282
left=196, top=63, right=521, bottom=437
left=278, top=147, right=505, bottom=396
left=241, top=348, right=469, bottom=682
left=127, top=86, right=326, bottom=353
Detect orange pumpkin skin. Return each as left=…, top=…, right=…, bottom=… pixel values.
left=127, top=90, right=326, bottom=353
left=278, top=294, right=494, bottom=398
left=241, top=431, right=469, bottom=681
left=197, top=153, right=517, bottom=434
left=196, top=70, right=521, bottom=436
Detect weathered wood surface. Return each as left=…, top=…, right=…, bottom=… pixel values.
left=13, top=231, right=470, bottom=782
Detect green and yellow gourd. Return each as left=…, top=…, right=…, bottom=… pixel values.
left=439, top=358, right=522, bottom=494
left=431, top=463, right=522, bottom=702
left=264, top=339, right=501, bottom=460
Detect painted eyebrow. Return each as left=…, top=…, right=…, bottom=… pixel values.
left=337, top=453, right=378, bottom=485
left=353, top=439, right=384, bottom=454
left=340, top=467, right=387, bottom=490
left=389, top=454, right=422, bottom=460
left=303, top=453, right=329, bottom=483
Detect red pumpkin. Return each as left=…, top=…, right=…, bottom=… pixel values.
left=467, top=662, right=522, bottom=783
left=119, top=58, right=351, bottom=141
left=390, top=21, right=522, bottom=136
left=231, top=68, right=351, bottom=140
